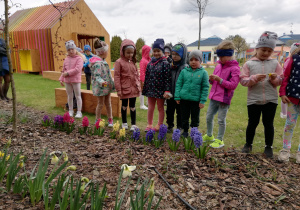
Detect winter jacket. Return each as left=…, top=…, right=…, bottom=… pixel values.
left=83, top=53, right=94, bottom=74
left=142, top=56, right=171, bottom=99
left=114, top=39, right=141, bottom=99
left=174, top=66, right=209, bottom=104
left=0, top=39, right=9, bottom=74
left=59, top=55, right=84, bottom=83
left=279, top=54, right=300, bottom=104
left=209, top=60, right=240, bottom=105
left=170, top=43, right=188, bottom=96
left=139, top=45, right=151, bottom=82
left=240, top=57, right=283, bottom=105
left=90, top=56, right=115, bottom=96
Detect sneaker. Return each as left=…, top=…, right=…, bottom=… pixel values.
left=264, top=146, right=273, bottom=158
left=130, top=125, right=138, bottom=131
left=241, top=144, right=252, bottom=153
left=296, top=151, right=300, bottom=164
left=181, top=132, right=189, bottom=138
left=69, top=111, right=74, bottom=117
left=210, top=139, right=224, bottom=148
left=278, top=149, right=290, bottom=162
left=75, top=111, right=82, bottom=118
left=122, top=123, right=128, bottom=130
left=140, top=105, right=148, bottom=110
left=203, top=134, right=214, bottom=142
left=108, top=118, right=113, bottom=128
left=167, top=127, right=173, bottom=133
left=280, top=113, right=287, bottom=119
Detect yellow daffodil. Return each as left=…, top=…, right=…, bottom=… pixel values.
left=119, top=128, right=126, bottom=137
left=6, top=138, right=11, bottom=147
left=19, top=161, right=24, bottom=168
left=0, top=151, right=4, bottom=158
left=99, top=119, right=105, bottom=128
left=20, top=155, right=25, bottom=160
left=66, top=165, right=77, bottom=171
left=149, top=178, right=155, bottom=198
left=51, top=154, right=59, bottom=164
left=121, top=164, right=136, bottom=178
left=50, top=151, right=56, bottom=156
left=81, top=177, right=90, bottom=183
left=113, top=121, right=120, bottom=132
left=5, top=155, right=10, bottom=161
left=63, top=152, right=68, bottom=162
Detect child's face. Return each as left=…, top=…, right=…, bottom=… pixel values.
left=172, top=52, right=181, bottom=62
left=67, top=48, right=76, bottom=56
left=219, top=56, right=231, bottom=64
left=153, top=49, right=163, bottom=59
left=100, top=51, right=108, bottom=59
left=85, top=50, right=91, bottom=55
left=164, top=51, right=170, bottom=57
left=124, top=48, right=134, bottom=60
left=189, top=57, right=201, bottom=69
left=256, top=47, right=273, bottom=61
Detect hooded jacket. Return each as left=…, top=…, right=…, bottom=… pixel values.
left=170, top=43, right=188, bottom=95
left=114, top=39, right=141, bottom=99
left=240, top=57, right=283, bottom=105
left=59, top=55, right=84, bottom=83
left=83, top=53, right=94, bottom=74
left=209, top=60, right=240, bottom=104
left=139, top=45, right=151, bottom=82
left=174, top=66, right=209, bottom=104
left=0, top=38, right=9, bottom=73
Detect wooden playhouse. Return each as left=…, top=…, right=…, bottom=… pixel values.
left=8, top=0, right=110, bottom=73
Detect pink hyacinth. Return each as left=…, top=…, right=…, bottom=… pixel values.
left=95, top=119, right=101, bottom=129
left=63, top=112, right=71, bottom=123
left=69, top=117, right=74, bottom=124
left=82, top=116, right=89, bottom=127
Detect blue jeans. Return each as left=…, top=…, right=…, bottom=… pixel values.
left=206, top=99, right=230, bottom=140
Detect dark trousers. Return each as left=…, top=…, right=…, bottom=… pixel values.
left=121, top=97, right=136, bottom=125
left=85, top=73, right=91, bottom=90
left=181, top=100, right=200, bottom=132
left=246, top=102, right=277, bottom=147
left=166, top=98, right=182, bottom=129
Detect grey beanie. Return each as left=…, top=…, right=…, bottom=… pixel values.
left=189, top=50, right=202, bottom=62
left=255, top=31, right=278, bottom=50
left=290, top=42, right=300, bottom=54
left=65, top=40, right=76, bottom=50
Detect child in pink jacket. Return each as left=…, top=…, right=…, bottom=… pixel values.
left=139, top=45, right=151, bottom=110
left=114, top=39, right=141, bottom=131
left=59, top=40, right=84, bottom=118
left=203, top=40, right=240, bottom=148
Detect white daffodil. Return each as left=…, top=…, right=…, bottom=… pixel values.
left=121, top=164, right=136, bottom=178
left=81, top=177, right=90, bottom=183
left=63, top=152, right=68, bottom=162
left=51, top=154, right=59, bottom=164
left=66, top=165, right=77, bottom=171
left=149, top=178, right=155, bottom=198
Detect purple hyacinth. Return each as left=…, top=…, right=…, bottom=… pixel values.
left=172, top=129, right=181, bottom=143
left=54, top=115, right=64, bottom=125
left=193, top=132, right=203, bottom=148
left=190, top=127, right=199, bottom=140
left=131, top=127, right=140, bottom=141
left=43, top=115, right=50, bottom=123
left=146, top=129, right=155, bottom=143
left=158, top=124, right=168, bottom=141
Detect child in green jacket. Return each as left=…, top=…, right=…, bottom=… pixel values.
left=174, top=50, right=209, bottom=137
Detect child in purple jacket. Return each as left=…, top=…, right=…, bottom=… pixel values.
left=203, top=40, right=240, bottom=148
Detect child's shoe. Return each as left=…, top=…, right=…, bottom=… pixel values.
left=210, top=139, right=224, bottom=148
left=130, top=125, right=138, bottom=131
left=263, top=146, right=273, bottom=158
left=203, top=134, right=214, bottom=142
left=108, top=118, right=113, bottom=128
left=167, top=127, right=173, bottom=133
left=69, top=111, right=74, bottom=117
left=140, top=105, right=148, bottom=110
left=122, top=123, right=128, bottom=130
left=75, top=111, right=82, bottom=118
left=278, top=149, right=290, bottom=162
left=144, top=125, right=152, bottom=132
left=181, top=132, right=189, bottom=138
left=296, top=151, right=300, bottom=164
left=280, top=112, right=287, bottom=119
left=241, top=143, right=252, bottom=153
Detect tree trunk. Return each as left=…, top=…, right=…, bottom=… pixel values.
left=4, top=0, right=17, bottom=132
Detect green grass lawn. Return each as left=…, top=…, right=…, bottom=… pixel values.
left=7, top=70, right=300, bottom=154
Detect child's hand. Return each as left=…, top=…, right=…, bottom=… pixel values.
left=209, top=74, right=215, bottom=81
left=268, top=73, right=277, bottom=81
left=60, top=81, right=64, bottom=87
left=199, top=103, right=204, bottom=109
left=176, top=100, right=180, bottom=104
left=62, top=72, right=68, bottom=77
left=102, top=81, right=108, bottom=87
left=256, top=74, right=267, bottom=82
left=281, top=95, right=290, bottom=104
left=117, top=92, right=122, bottom=97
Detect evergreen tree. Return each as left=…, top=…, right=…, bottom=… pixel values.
left=135, top=38, right=145, bottom=62
left=110, top=35, right=122, bottom=62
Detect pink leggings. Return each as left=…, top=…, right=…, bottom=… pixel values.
left=147, top=97, right=165, bottom=128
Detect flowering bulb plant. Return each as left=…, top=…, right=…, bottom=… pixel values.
left=183, top=127, right=197, bottom=152
left=110, top=121, right=120, bottom=139
left=62, top=112, right=75, bottom=134
left=154, top=124, right=167, bottom=148
left=193, top=132, right=211, bottom=159
left=144, top=129, right=155, bottom=145
left=53, top=115, right=64, bottom=129
left=94, top=119, right=105, bottom=136
left=131, top=127, right=140, bottom=142
left=118, top=128, right=126, bottom=142
left=79, top=116, right=89, bottom=135
left=167, top=129, right=181, bottom=151
left=41, top=115, right=51, bottom=127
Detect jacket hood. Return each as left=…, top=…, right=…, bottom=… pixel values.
left=172, top=43, right=188, bottom=66
left=120, top=39, right=136, bottom=61
left=217, top=59, right=239, bottom=67
left=249, top=56, right=273, bottom=61
left=141, top=45, right=151, bottom=61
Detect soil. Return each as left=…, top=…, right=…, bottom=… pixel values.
left=0, top=100, right=299, bottom=210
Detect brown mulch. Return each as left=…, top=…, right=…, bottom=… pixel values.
left=0, top=100, right=299, bottom=210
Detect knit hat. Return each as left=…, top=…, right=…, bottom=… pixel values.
left=255, top=31, right=278, bottom=50
left=189, top=50, right=202, bottom=62
left=94, top=39, right=109, bottom=53
left=65, top=40, right=76, bottom=50
left=290, top=43, right=300, bottom=54
left=164, top=44, right=172, bottom=54
left=172, top=44, right=184, bottom=59
left=153, top=38, right=165, bottom=52
left=84, top=45, right=91, bottom=52
left=76, top=47, right=83, bottom=53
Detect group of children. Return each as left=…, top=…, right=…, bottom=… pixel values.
left=59, top=31, right=300, bottom=163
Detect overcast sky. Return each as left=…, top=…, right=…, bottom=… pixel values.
left=1, top=0, right=299, bottom=46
